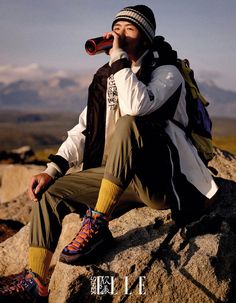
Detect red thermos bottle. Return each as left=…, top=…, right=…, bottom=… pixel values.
left=85, top=36, right=113, bottom=55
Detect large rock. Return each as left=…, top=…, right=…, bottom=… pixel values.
left=0, top=148, right=235, bottom=302
left=0, top=224, right=29, bottom=275
left=0, top=191, right=32, bottom=225
left=0, top=164, right=45, bottom=203
left=0, top=164, right=45, bottom=225
left=210, top=148, right=236, bottom=181
left=48, top=208, right=236, bottom=303
left=1, top=205, right=236, bottom=303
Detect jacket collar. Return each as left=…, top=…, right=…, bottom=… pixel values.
left=131, top=49, right=149, bottom=73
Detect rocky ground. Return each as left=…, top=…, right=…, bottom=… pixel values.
left=0, top=147, right=236, bottom=302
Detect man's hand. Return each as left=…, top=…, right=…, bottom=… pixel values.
left=28, top=173, right=53, bottom=202
left=103, top=31, right=123, bottom=55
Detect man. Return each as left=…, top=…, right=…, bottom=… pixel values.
left=0, top=5, right=218, bottom=302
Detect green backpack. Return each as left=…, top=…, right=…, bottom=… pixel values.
left=144, top=36, right=215, bottom=164
left=176, top=58, right=215, bottom=164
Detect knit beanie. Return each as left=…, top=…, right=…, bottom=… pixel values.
left=112, top=5, right=156, bottom=44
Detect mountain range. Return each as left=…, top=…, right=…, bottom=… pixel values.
left=0, top=64, right=236, bottom=117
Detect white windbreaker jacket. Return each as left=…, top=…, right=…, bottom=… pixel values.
left=45, top=49, right=218, bottom=199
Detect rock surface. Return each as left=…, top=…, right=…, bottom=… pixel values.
left=0, top=148, right=236, bottom=303
left=0, top=164, right=45, bottom=203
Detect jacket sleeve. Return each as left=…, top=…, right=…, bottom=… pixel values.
left=44, top=107, right=87, bottom=178
left=110, top=50, right=184, bottom=116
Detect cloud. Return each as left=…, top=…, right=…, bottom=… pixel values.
left=0, top=63, right=73, bottom=84
left=0, top=63, right=45, bottom=83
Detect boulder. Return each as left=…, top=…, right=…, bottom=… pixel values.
left=48, top=201, right=236, bottom=303
left=0, top=148, right=235, bottom=302
left=0, top=191, right=32, bottom=225
left=0, top=165, right=9, bottom=184
left=0, top=224, right=29, bottom=275
left=0, top=164, right=45, bottom=203
left=1, top=204, right=236, bottom=303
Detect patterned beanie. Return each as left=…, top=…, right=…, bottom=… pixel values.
left=112, top=5, right=156, bottom=44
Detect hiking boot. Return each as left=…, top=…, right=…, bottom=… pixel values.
left=0, top=269, right=27, bottom=288
left=59, top=208, right=113, bottom=264
left=0, top=269, right=48, bottom=303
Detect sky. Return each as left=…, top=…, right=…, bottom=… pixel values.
left=0, top=0, right=236, bottom=91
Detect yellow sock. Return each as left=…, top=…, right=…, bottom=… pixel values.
left=95, top=178, right=123, bottom=216
left=28, top=247, right=53, bottom=283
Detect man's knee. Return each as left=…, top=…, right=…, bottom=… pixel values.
left=35, top=181, right=64, bottom=212
left=45, top=175, right=73, bottom=201
left=116, top=115, right=136, bottom=128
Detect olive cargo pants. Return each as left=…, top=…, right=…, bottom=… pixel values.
left=30, top=116, right=170, bottom=252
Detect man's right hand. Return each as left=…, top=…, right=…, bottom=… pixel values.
left=28, top=173, right=54, bottom=202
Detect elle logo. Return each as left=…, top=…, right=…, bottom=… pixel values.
left=90, top=275, right=146, bottom=295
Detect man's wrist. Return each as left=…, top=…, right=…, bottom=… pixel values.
left=43, top=163, right=63, bottom=179
left=109, top=48, right=128, bottom=66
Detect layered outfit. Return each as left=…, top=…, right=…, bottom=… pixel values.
left=30, top=44, right=218, bottom=252
left=0, top=6, right=219, bottom=301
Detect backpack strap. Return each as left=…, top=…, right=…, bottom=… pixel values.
left=179, top=59, right=209, bottom=106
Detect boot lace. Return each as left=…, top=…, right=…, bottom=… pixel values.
left=65, top=210, right=104, bottom=252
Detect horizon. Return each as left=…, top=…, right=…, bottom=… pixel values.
left=0, top=62, right=236, bottom=95
left=0, top=1, right=236, bottom=92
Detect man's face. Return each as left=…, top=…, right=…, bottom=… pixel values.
left=112, top=21, right=143, bottom=57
